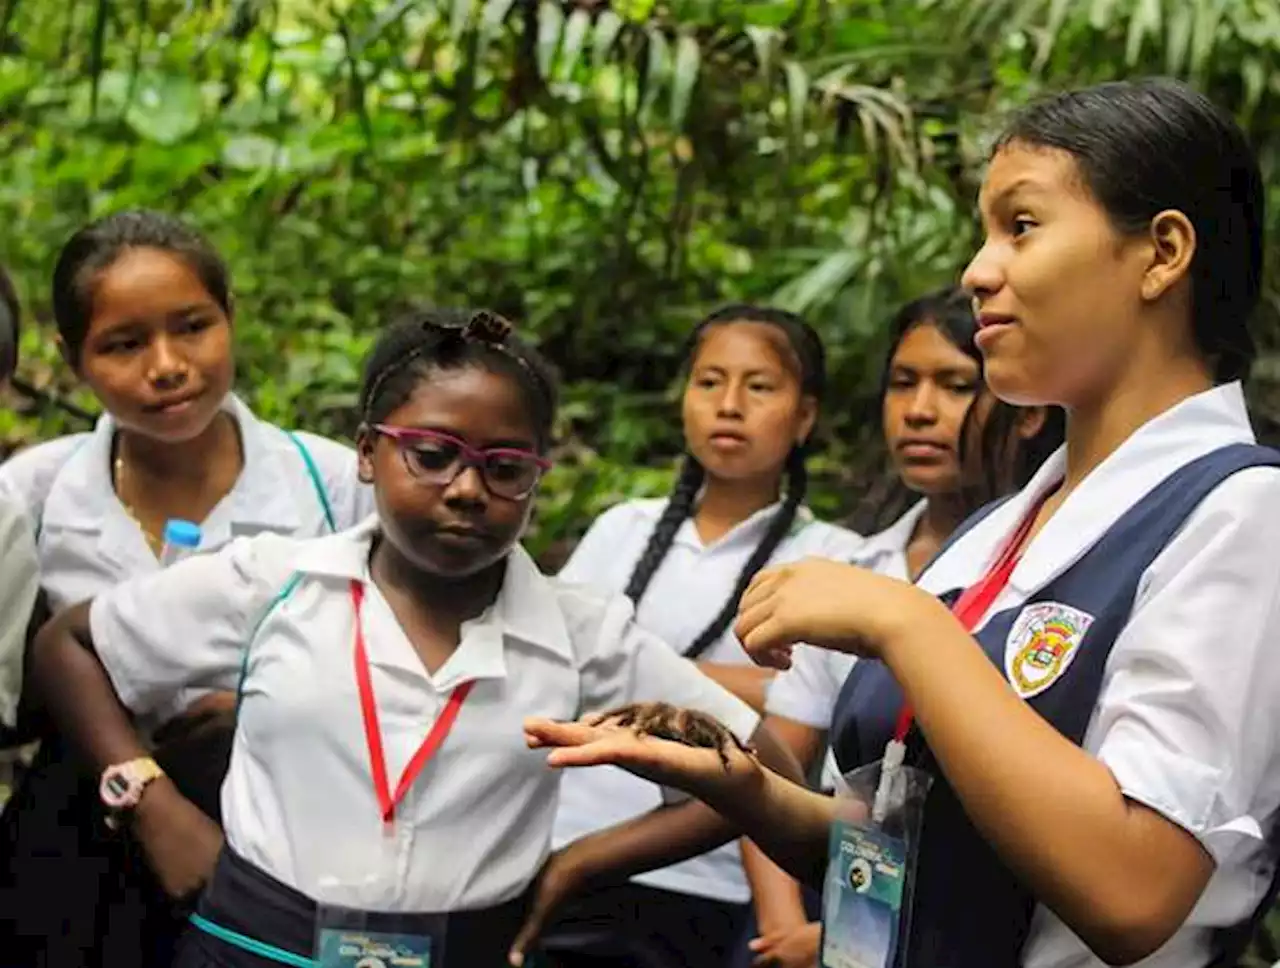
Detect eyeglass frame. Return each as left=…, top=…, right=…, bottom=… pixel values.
left=368, top=424, right=552, bottom=500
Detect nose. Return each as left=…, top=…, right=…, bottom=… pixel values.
left=904, top=382, right=939, bottom=427
left=716, top=381, right=745, bottom=418
left=442, top=462, right=488, bottom=508
left=146, top=335, right=189, bottom=390
left=960, top=237, right=1004, bottom=307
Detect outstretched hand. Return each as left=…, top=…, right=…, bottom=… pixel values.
left=524, top=703, right=759, bottom=799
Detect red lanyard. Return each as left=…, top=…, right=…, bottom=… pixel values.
left=891, top=493, right=1050, bottom=743
left=350, top=580, right=475, bottom=826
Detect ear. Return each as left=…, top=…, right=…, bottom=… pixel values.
left=794, top=394, right=818, bottom=447
left=1014, top=406, right=1048, bottom=441
left=1140, top=209, right=1196, bottom=303
left=356, top=425, right=376, bottom=484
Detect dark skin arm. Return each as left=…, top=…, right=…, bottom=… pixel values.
left=508, top=714, right=802, bottom=965
left=32, top=602, right=223, bottom=898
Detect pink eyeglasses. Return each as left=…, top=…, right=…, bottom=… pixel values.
left=371, top=425, right=551, bottom=500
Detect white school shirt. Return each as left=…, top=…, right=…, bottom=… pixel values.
left=765, top=501, right=925, bottom=791
left=0, top=394, right=373, bottom=724
left=0, top=393, right=374, bottom=613
left=0, top=496, right=40, bottom=727
left=912, top=382, right=1280, bottom=968
left=551, top=498, right=865, bottom=903
left=87, top=517, right=759, bottom=912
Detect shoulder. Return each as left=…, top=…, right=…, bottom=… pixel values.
left=563, top=498, right=665, bottom=570
left=1150, top=464, right=1280, bottom=580
left=785, top=515, right=866, bottom=561
left=585, top=498, right=666, bottom=535
left=0, top=435, right=93, bottom=517
left=277, top=428, right=358, bottom=467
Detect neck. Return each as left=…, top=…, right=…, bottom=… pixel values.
left=694, top=474, right=783, bottom=542
left=116, top=411, right=240, bottom=484
left=916, top=492, right=967, bottom=544
left=370, top=538, right=505, bottom=626
left=1061, top=355, right=1213, bottom=496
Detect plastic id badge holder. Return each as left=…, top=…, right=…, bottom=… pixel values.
left=313, top=841, right=446, bottom=968
left=820, top=741, right=932, bottom=968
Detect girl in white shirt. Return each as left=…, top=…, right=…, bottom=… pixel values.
left=0, top=264, right=41, bottom=738
left=542, top=306, right=864, bottom=968
left=0, top=211, right=371, bottom=968
left=31, top=308, right=797, bottom=968
left=742, top=288, right=1061, bottom=967
left=527, top=78, right=1280, bottom=968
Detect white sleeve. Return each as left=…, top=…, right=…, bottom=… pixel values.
left=765, top=645, right=855, bottom=730
left=89, top=534, right=294, bottom=717
left=1089, top=468, right=1280, bottom=861
left=569, top=590, right=760, bottom=743
left=0, top=500, right=40, bottom=727
left=0, top=436, right=85, bottom=527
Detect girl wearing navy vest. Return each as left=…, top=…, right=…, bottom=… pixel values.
left=741, top=289, right=1061, bottom=968
left=541, top=306, right=863, bottom=968
left=0, top=211, right=372, bottom=968
left=526, top=78, right=1280, bottom=968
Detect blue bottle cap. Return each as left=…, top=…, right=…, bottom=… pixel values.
left=163, top=519, right=202, bottom=549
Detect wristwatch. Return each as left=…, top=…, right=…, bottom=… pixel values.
left=100, top=756, right=165, bottom=829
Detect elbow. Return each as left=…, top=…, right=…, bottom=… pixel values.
left=1073, top=887, right=1194, bottom=965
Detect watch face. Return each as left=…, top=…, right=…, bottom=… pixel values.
left=104, top=773, right=132, bottom=800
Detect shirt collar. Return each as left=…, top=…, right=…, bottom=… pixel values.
left=919, top=382, right=1256, bottom=598
left=669, top=499, right=815, bottom=552
left=294, top=517, right=575, bottom=687
left=854, top=500, right=925, bottom=569
left=40, top=394, right=303, bottom=543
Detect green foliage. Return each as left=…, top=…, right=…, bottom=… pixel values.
left=1, top=0, right=1279, bottom=575
left=3, top=2, right=1280, bottom=948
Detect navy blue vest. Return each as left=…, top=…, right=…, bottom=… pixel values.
left=830, top=443, right=1280, bottom=967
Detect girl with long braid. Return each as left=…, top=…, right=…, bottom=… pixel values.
left=542, top=306, right=863, bottom=968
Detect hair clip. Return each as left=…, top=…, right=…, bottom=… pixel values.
left=463, top=310, right=513, bottom=346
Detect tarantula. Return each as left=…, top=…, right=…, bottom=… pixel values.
left=601, top=702, right=756, bottom=771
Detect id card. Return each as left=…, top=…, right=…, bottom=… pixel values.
left=315, top=928, right=432, bottom=967
left=821, top=821, right=907, bottom=968
left=314, top=903, right=445, bottom=968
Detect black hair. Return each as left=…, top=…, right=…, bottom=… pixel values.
left=359, top=306, right=559, bottom=450
left=996, top=78, right=1264, bottom=383
left=623, top=304, right=826, bottom=659
left=0, top=265, right=19, bottom=381
left=959, top=400, right=1065, bottom=509
left=853, top=286, right=981, bottom=533
left=51, top=209, right=233, bottom=369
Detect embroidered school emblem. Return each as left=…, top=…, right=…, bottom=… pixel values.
left=1004, top=602, right=1094, bottom=699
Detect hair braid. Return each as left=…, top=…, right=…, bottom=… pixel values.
left=623, top=456, right=705, bottom=605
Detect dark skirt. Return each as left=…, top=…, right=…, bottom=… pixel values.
left=175, top=847, right=532, bottom=968
left=0, top=718, right=233, bottom=968
left=538, top=881, right=750, bottom=968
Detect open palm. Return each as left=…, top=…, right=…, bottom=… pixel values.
left=523, top=713, right=754, bottom=800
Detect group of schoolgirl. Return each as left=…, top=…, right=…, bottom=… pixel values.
left=5, top=74, right=1277, bottom=968
left=0, top=202, right=1059, bottom=968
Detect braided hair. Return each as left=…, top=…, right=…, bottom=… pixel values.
left=623, top=305, right=826, bottom=659
left=359, top=306, right=559, bottom=450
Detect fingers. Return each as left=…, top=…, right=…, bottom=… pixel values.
left=523, top=718, right=602, bottom=750
left=739, top=616, right=795, bottom=669
left=507, top=892, right=551, bottom=966
left=740, top=566, right=786, bottom=613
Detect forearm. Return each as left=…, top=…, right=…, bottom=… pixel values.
left=743, top=838, right=808, bottom=932
left=696, top=661, right=775, bottom=713
left=31, top=603, right=149, bottom=771
left=884, top=599, right=1211, bottom=960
